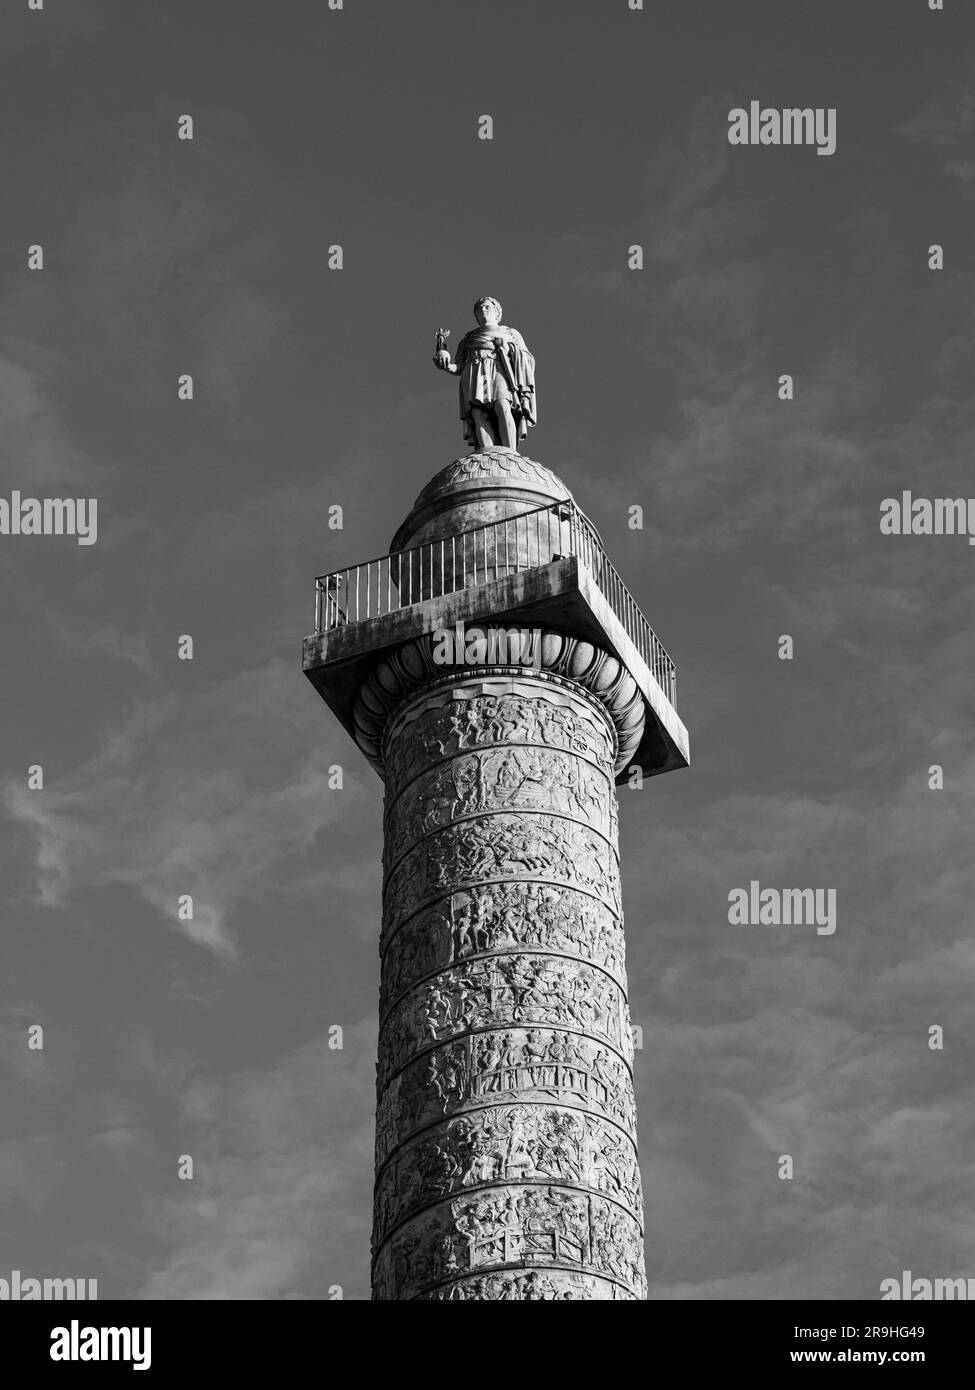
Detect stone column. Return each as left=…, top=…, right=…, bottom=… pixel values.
left=370, top=659, right=646, bottom=1300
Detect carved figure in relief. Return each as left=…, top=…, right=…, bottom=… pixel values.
left=391, top=694, right=610, bottom=784
left=421, top=983, right=453, bottom=1040
left=425, top=1271, right=632, bottom=1301
left=430, top=1053, right=463, bottom=1111
left=385, top=1025, right=637, bottom=1157
left=450, top=755, right=481, bottom=806
left=372, top=1102, right=645, bottom=1246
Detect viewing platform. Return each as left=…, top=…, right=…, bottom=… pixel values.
left=303, top=464, right=689, bottom=785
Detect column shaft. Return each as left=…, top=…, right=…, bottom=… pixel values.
left=371, top=670, right=646, bottom=1300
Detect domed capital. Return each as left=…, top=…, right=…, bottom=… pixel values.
left=391, top=450, right=579, bottom=553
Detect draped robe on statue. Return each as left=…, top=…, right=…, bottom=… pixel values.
left=454, top=324, right=537, bottom=447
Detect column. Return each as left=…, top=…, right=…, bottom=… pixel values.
left=371, top=668, right=647, bottom=1300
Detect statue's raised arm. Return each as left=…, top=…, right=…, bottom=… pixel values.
left=433, top=296, right=536, bottom=451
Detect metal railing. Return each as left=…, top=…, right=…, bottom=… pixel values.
left=562, top=506, right=678, bottom=708
left=314, top=500, right=677, bottom=708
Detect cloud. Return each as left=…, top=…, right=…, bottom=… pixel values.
left=138, top=1023, right=377, bottom=1300
left=896, top=71, right=975, bottom=198
left=0, top=355, right=101, bottom=492
left=627, top=742, right=975, bottom=1299
left=42, top=614, right=155, bottom=676
left=197, top=286, right=287, bottom=415
left=1, top=658, right=372, bottom=959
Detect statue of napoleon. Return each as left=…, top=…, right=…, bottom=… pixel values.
left=433, top=297, right=537, bottom=451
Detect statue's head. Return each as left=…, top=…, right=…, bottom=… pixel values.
left=473, top=296, right=502, bottom=326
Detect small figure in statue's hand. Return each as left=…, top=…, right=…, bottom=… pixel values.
left=433, top=327, right=451, bottom=371
left=433, top=297, right=537, bottom=452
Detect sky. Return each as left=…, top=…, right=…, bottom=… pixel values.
left=1, top=0, right=973, bottom=1300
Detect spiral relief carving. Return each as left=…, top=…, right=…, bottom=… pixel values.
left=373, top=671, right=645, bottom=1300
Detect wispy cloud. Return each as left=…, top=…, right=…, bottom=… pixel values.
left=0, top=355, right=101, bottom=492
left=1, top=658, right=371, bottom=959
left=138, top=1023, right=377, bottom=1300
left=896, top=67, right=975, bottom=198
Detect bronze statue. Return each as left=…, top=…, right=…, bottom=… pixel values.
left=433, top=297, right=536, bottom=451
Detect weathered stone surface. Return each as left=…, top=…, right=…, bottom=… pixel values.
left=374, top=1104, right=643, bottom=1243
left=358, top=636, right=645, bottom=781
left=373, top=1185, right=646, bottom=1301
left=383, top=809, right=621, bottom=928
left=373, top=676, right=645, bottom=1299
left=415, top=449, right=567, bottom=501
left=379, top=883, right=627, bottom=1013
left=377, top=954, right=628, bottom=1090
left=375, top=1027, right=637, bottom=1169
left=417, top=1270, right=637, bottom=1300
left=383, top=742, right=618, bottom=870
